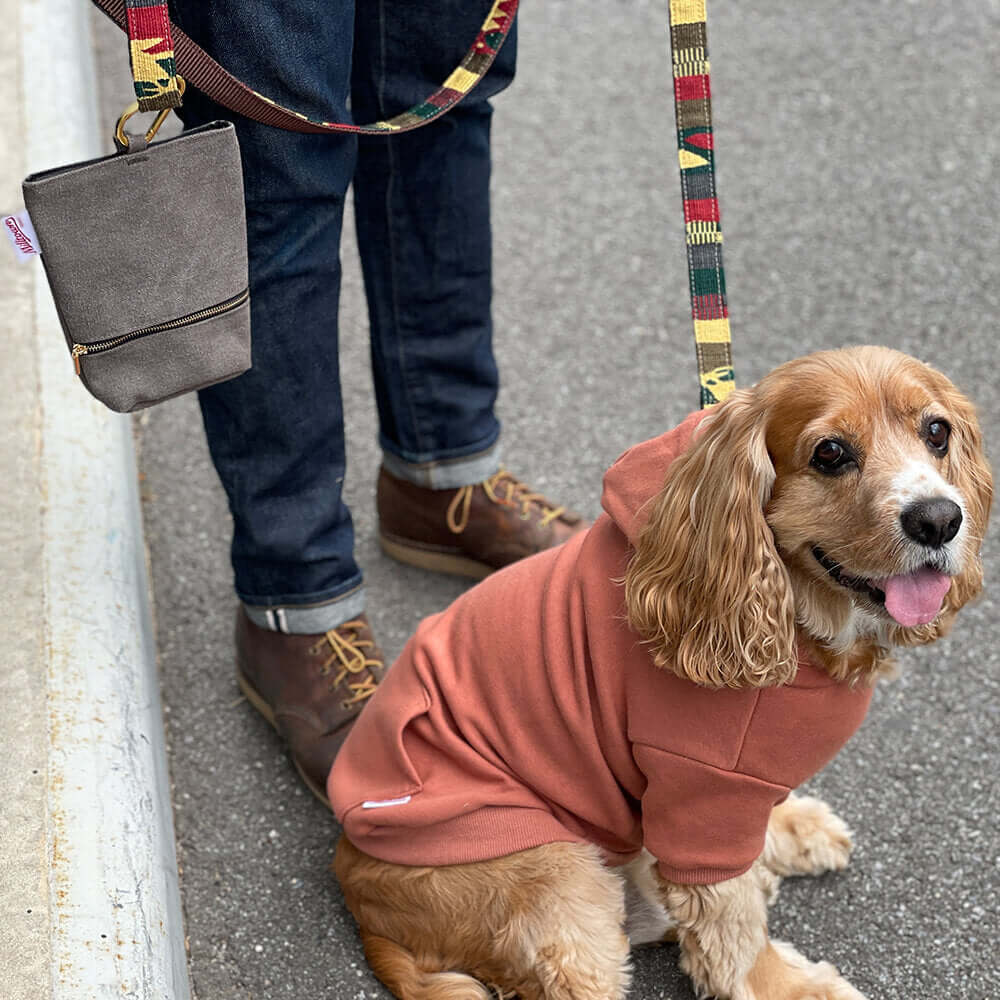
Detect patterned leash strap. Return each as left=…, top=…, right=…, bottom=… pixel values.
left=668, top=0, right=735, bottom=408
left=96, top=0, right=518, bottom=134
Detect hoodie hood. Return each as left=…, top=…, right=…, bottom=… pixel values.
left=600, top=409, right=708, bottom=547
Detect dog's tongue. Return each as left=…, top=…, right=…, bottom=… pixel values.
left=876, top=568, right=951, bottom=627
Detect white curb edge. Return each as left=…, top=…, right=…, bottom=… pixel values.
left=16, top=1, right=191, bottom=997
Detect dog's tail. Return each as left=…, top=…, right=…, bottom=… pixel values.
left=361, top=930, right=494, bottom=1000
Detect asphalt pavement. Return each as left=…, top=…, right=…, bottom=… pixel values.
left=92, top=2, right=999, bottom=998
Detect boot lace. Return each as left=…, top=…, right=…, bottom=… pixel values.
left=445, top=467, right=566, bottom=534
left=311, top=621, right=382, bottom=709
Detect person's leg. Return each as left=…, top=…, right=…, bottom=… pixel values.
left=351, top=1, right=512, bottom=482
left=351, top=2, right=586, bottom=576
left=168, top=0, right=382, bottom=802
left=170, top=0, right=363, bottom=630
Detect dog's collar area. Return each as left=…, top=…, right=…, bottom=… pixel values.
left=811, top=546, right=887, bottom=607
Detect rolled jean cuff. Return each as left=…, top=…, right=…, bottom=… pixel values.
left=242, top=584, right=366, bottom=635
left=381, top=441, right=502, bottom=490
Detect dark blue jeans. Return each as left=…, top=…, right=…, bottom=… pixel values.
left=169, top=1, right=516, bottom=625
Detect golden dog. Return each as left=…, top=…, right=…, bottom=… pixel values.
left=332, top=347, right=992, bottom=1000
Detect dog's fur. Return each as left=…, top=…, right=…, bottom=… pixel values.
left=334, top=347, right=992, bottom=1000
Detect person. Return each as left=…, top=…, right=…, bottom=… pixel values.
left=167, top=0, right=586, bottom=802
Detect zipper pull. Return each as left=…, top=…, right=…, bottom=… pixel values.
left=71, top=344, right=87, bottom=375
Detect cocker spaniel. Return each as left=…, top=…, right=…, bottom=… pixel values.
left=329, top=346, right=992, bottom=1000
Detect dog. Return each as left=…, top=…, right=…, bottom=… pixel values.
left=328, top=346, right=992, bottom=1000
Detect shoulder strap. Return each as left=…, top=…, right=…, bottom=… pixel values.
left=668, top=0, right=735, bottom=408
left=93, top=0, right=519, bottom=135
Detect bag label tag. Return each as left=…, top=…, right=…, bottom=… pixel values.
left=3, top=211, right=41, bottom=261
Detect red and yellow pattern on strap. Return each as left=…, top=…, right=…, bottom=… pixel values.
left=669, top=0, right=735, bottom=407
left=125, top=0, right=180, bottom=111
left=244, top=0, right=517, bottom=132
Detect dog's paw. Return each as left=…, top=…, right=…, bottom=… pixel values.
left=736, top=941, right=868, bottom=1000
left=769, top=940, right=868, bottom=999
left=763, top=795, right=853, bottom=878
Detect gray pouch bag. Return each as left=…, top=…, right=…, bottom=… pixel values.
left=22, top=120, right=250, bottom=413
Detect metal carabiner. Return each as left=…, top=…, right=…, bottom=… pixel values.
left=114, top=76, right=187, bottom=150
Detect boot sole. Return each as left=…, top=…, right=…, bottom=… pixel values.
left=236, top=669, right=333, bottom=810
left=379, top=532, right=494, bottom=580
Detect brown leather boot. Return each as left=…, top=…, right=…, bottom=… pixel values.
left=377, top=466, right=588, bottom=579
left=235, top=608, right=384, bottom=807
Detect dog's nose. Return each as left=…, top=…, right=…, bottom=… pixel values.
left=900, top=498, right=963, bottom=548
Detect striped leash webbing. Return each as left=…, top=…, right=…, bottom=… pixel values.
left=669, top=0, right=735, bottom=408
left=97, top=0, right=518, bottom=134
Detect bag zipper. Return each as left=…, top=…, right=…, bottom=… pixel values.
left=71, top=288, right=250, bottom=375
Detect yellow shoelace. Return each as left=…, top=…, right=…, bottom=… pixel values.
left=445, top=468, right=566, bottom=534
left=314, top=621, right=382, bottom=707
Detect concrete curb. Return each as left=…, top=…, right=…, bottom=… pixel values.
left=0, top=1, right=190, bottom=997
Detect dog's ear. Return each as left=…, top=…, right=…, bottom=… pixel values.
left=624, top=390, right=797, bottom=688
left=941, top=387, right=993, bottom=615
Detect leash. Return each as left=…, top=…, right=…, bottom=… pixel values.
left=100, top=0, right=729, bottom=406
left=668, top=0, right=735, bottom=407
left=92, top=0, right=518, bottom=134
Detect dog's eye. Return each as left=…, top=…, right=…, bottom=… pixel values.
left=925, top=419, right=950, bottom=455
left=811, top=439, right=853, bottom=473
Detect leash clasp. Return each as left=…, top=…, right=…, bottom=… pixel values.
left=115, top=76, right=186, bottom=150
